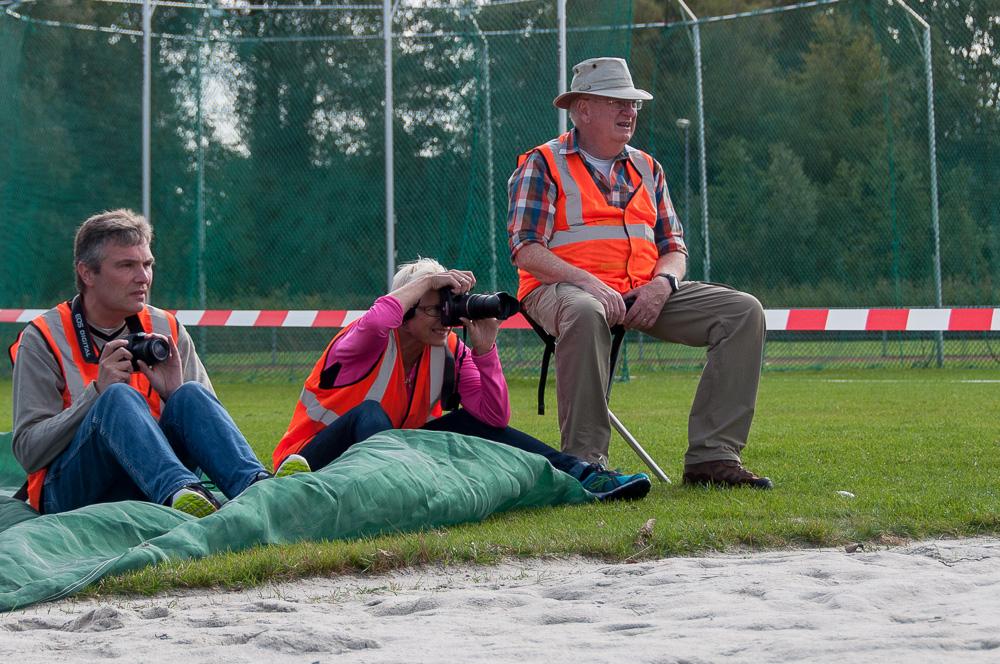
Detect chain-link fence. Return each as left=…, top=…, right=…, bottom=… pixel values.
left=1, top=0, right=997, bottom=382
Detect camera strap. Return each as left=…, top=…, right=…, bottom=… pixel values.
left=69, top=297, right=99, bottom=365
left=440, top=330, right=466, bottom=411
left=124, top=314, right=144, bottom=334
left=120, top=314, right=155, bottom=399
left=441, top=352, right=459, bottom=410
left=70, top=296, right=145, bottom=364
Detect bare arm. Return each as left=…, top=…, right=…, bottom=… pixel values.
left=514, top=243, right=629, bottom=326
left=122, top=321, right=212, bottom=401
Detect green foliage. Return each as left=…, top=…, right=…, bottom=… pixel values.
left=0, top=0, right=996, bottom=311
left=644, top=1, right=998, bottom=306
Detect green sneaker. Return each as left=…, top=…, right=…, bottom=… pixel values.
left=170, top=483, right=222, bottom=518
left=274, top=454, right=311, bottom=478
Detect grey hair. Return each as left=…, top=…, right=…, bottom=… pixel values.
left=391, top=257, right=446, bottom=292
left=74, top=209, right=152, bottom=293
left=569, top=98, right=582, bottom=125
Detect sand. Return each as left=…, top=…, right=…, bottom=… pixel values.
left=3, top=537, right=1000, bottom=663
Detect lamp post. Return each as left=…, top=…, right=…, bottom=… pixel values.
left=675, top=118, right=691, bottom=239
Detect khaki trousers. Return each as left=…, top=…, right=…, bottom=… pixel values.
left=521, top=281, right=765, bottom=467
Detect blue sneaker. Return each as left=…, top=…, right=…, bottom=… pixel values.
left=580, top=467, right=652, bottom=501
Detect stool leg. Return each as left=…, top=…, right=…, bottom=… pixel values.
left=609, top=409, right=670, bottom=483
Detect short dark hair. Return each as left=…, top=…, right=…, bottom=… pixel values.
left=74, top=209, right=153, bottom=292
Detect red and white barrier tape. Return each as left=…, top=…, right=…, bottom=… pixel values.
left=2, top=308, right=999, bottom=331
left=763, top=308, right=1000, bottom=332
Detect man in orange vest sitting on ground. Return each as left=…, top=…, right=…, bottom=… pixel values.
left=10, top=209, right=308, bottom=518
left=506, top=57, right=773, bottom=489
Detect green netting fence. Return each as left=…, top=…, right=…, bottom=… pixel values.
left=1, top=0, right=997, bottom=382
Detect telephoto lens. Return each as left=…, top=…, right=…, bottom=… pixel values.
left=123, top=332, right=170, bottom=371
left=439, top=288, right=520, bottom=327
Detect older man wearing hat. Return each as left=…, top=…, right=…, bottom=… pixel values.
left=506, top=57, right=772, bottom=489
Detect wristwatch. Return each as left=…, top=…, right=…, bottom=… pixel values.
left=656, top=273, right=680, bottom=294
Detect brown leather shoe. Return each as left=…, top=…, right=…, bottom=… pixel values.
left=682, top=460, right=774, bottom=489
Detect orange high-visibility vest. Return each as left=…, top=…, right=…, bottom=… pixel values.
left=9, top=300, right=179, bottom=511
left=273, top=324, right=459, bottom=467
left=516, top=133, right=660, bottom=300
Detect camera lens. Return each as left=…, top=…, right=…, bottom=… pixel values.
left=141, top=337, right=170, bottom=364
left=438, top=288, right=519, bottom=326
left=125, top=333, right=170, bottom=370
left=463, top=294, right=519, bottom=320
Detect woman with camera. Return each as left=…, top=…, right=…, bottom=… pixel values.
left=272, top=258, right=650, bottom=501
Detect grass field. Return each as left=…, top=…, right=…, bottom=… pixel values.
left=184, top=333, right=1000, bottom=379
left=2, top=368, right=999, bottom=596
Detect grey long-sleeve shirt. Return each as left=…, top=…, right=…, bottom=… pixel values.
left=11, top=302, right=213, bottom=474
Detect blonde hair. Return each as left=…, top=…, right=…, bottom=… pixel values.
left=391, top=257, right=446, bottom=292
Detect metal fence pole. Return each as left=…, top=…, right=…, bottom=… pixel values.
left=558, top=0, right=567, bottom=135
left=693, top=23, right=709, bottom=282
left=676, top=1, right=708, bottom=281
left=142, top=0, right=153, bottom=223
left=471, top=15, right=497, bottom=291
left=676, top=117, right=691, bottom=253
left=898, top=0, right=943, bottom=366
left=384, top=0, right=396, bottom=291
left=195, top=17, right=207, bottom=352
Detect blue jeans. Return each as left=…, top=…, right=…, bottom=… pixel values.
left=42, top=382, right=266, bottom=514
left=297, top=401, right=591, bottom=479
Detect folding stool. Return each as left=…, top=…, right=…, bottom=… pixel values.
left=520, top=312, right=670, bottom=483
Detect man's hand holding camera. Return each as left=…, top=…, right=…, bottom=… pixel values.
left=95, top=338, right=136, bottom=395
left=137, top=334, right=183, bottom=400
left=95, top=333, right=182, bottom=400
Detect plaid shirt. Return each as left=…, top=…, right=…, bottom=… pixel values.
left=506, top=129, right=687, bottom=262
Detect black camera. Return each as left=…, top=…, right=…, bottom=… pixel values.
left=438, top=287, right=520, bottom=327
left=123, top=332, right=170, bottom=371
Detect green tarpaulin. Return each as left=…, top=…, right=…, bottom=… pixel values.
left=0, top=429, right=591, bottom=612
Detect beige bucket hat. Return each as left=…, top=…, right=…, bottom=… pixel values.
left=553, top=57, right=653, bottom=109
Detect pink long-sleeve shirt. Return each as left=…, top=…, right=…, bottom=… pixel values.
left=323, top=295, right=511, bottom=427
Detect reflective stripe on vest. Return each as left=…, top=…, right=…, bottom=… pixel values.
left=273, top=327, right=457, bottom=466
left=148, top=311, right=173, bottom=338
left=39, top=306, right=86, bottom=403
left=547, top=222, right=655, bottom=249
left=299, top=336, right=401, bottom=428
left=516, top=134, right=660, bottom=299
left=544, top=137, right=657, bottom=231
left=12, top=301, right=179, bottom=511
left=297, top=336, right=449, bottom=428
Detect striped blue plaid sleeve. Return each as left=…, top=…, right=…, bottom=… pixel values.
left=653, top=161, right=688, bottom=257
left=506, top=150, right=558, bottom=262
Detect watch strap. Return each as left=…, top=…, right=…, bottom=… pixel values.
left=655, top=273, right=680, bottom=293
